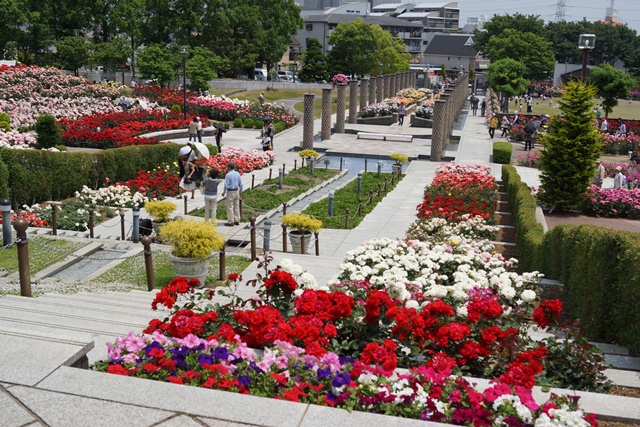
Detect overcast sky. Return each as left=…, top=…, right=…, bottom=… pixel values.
left=457, top=0, right=640, bottom=32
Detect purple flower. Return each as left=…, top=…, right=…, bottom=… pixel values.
left=331, top=372, right=351, bottom=388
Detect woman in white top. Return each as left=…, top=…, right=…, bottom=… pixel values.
left=200, top=168, right=221, bottom=222
left=179, top=154, right=197, bottom=199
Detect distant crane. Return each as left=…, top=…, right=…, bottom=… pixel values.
left=555, top=0, right=566, bottom=22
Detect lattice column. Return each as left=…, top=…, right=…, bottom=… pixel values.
left=336, top=83, right=346, bottom=133
left=402, top=72, right=408, bottom=90
left=412, top=70, right=417, bottom=88
left=444, top=88, right=454, bottom=143
left=369, top=77, right=376, bottom=105
left=321, top=87, right=332, bottom=140
left=377, top=75, right=384, bottom=103
left=384, top=74, right=391, bottom=98
left=430, top=98, right=447, bottom=161
left=348, top=79, right=358, bottom=124
left=302, top=93, right=315, bottom=150
left=360, top=79, right=368, bottom=111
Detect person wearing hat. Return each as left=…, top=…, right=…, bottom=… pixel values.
left=594, top=160, right=606, bottom=188
left=614, top=166, right=627, bottom=189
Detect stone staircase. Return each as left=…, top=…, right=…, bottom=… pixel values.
left=492, top=182, right=518, bottom=259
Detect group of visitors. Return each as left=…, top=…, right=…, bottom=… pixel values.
left=597, top=118, right=627, bottom=135
left=261, top=119, right=275, bottom=151
left=469, top=94, right=487, bottom=117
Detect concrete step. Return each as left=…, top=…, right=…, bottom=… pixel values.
left=36, top=292, right=160, bottom=309
left=10, top=295, right=157, bottom=317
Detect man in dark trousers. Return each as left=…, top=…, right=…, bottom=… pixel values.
left=470, top=95, right=479, bottom=116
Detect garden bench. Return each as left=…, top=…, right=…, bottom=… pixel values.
left=356, top=132, right=413, bottom=142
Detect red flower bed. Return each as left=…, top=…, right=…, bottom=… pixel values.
left=120, top=167, right=181, bottom=199
left=59, top=111, right=191, bottom=148
left=132, top=86, right=198, bottom=108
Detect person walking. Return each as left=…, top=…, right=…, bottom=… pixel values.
left=480, top=99, right=486, bottom=117
left=214, top=127, right=223, bottom=153
left=614, top=166, right=627, bottom=189
left=263, top=119, right=275, bottom=148
left=222, top=161, right=243, bottom=226
left=178, top=142, right=196, bottom=183
left=200, top=168, right=221, bottom=223
left=188, top=117, right=198, bottom=142
left=487, top=114, right=499, bottom=139
left=196, top=117, right=203, bottom=143
left=258, top=92, right=265, bottom=106
left=398, top=104, right=406, bottom=125
left=470, top=95, right=479, bottom=116
left=594, top=160, right=606, bottom=188
left=600, top=118, right=609, bottom=133
left=178, top=154, right=197, bottom=199
left=527, top=97, right=533, bottom=113
left=617, top=120, right=627, bottom=136
left=500, top=116, right=510, bottom=138
left=523, top=122, right=538, bottom=151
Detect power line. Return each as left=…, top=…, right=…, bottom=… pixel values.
left=555, top=0, right=567, bottom=22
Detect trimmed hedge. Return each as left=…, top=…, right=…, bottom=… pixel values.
left=0, top=143, right=180, bottom=208
left=502, top=164, right=640, bottom=355
left=493, top=141, right=512, bottom=164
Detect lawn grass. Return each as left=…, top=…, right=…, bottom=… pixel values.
left=303, top=172, right=402, bottom=229
left=91, top=249, right=251, bottom=288
left=0, top=236, right=86, bottom=275
left=191, top=166, right=340, bottom=221
left=293, top=95, right=349, bottom=119
left=229, top=89, right=324, bottom=104
left=505, top=97, right=640, bottom=120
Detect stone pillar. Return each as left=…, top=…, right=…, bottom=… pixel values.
left=412, top=70, right=417, bottom=88
left=336, top=83, right=346, bottom=133
left=377, top=75, right=384, bottom=103
left=369, top=77, right=376, bottom=105
left=391, top=73, right=397, bottom=97
left=402, top=72, right=407, bottom=90
left=384, top=74, right=391, bottom=99
left=360, top=79, right=368, bottom=111
left=302, top=93, right=315, bottom=150
left=444, top=88, right=454, bottom=143
left=348, top=79, right=358, bottom=123
left=321, top=87, right=332, bottom=140
left=431, top=98, right=447, bottom=161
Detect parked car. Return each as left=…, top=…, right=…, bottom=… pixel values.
left=277, top=70, right=293, bottom=82
left=254, top=68, right=268, bottom=81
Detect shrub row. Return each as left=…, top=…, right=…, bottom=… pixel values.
left=492, top=141, right=512, bottom=164
left=0, top=143, right=179, bottom=209
left=502, top=165, right=640, bottom=355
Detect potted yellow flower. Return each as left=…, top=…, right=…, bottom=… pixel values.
left=160, top=219, right=225, bottom=287
left=145, top=200, right=177, bottom=235
left=390, top=153, right=408, bottom=175
left=281, top=212, right=322, bottom=254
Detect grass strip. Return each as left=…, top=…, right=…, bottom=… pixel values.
left=0, top=236, right=86, bottom=275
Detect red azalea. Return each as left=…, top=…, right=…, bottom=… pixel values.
left=107, top=364, right=130, bottom=376
left=533, top=299, right=563, bottom=329
left=167, top=376, right=184, bottom=385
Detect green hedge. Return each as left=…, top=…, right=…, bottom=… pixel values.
left=493, top=141, right=512, bottom=164
left=0, top=143, right=180, bottom=208
left=502, top=164, right=640, bottom=355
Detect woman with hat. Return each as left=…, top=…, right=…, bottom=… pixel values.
left=614, top=166, right=627, bottom=189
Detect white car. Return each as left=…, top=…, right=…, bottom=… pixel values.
left=277, top=70, right=293, bottom=82
left=254, top=68, right=268, bottom=81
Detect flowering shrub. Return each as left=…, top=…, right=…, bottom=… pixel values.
left=396, top=87, right=431, bottom=102
left=188, top=95, right=250, bottom=122
left=121, top=167, right=181, bottom=200
left=75, top=183, right=149, bottom=208
left=0, top=129, right=36, bottom=149
left=406, top=214, right=499, bottom=243
left=20, top=200, right=114, bottom=231
left=516, top=151, right=542, bottom=168
left=601, top=132, right=640, bottom=155
left=581, top=184, right=640, bottom=219
left=415, top=102, right=434, bottom=119
left=236, top=102, right=299, bottom=129
left=58, top=110, right=188, bottom=148
left=206, top=147, right=276, bottom=174
left=132, top=85, right=198, bottom=108
left=0, top=210, right=48, bottom=227
left=331, top=73, right=348, bottom=86
left=358, top=102, right=393, bottom=118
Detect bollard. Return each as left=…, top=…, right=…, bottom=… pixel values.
left=328, top=191, right=335, bottom=216
left=250, top=217, right=257, bottom=260
left=120, top=211, right=126, bottom=240
left=369, top=190, right=374, bottom=204
left=377, top=182, right=381, bottom=196
left=357, top=199, right=362, bottom=216
left=282, top=163, right=286, bottom=175
left=219, top=244, right=226, bottom=280
left=251, top=174, right=255, bottom=189
left=13, top=218, right=31, bottom=297
left=384, top=179, right=388, bottom=191
left=1, top=198, right=11, bottom=246
left=377, top=161, right=383, bottom=178
left=314, top=231, right=319, bottom=256
left=141, top=236, right=155, bottom=291
left=357, top=173, right=362, bottom=194
left=132, top=206, right=140, bottom=243
left=183, top=195, right=188, bottom=215
left=294, top=159, right=297, bottom=170
left=263, top=219, right=272, bottom=251
left=309, top=157, right=315, bottom=175
left=282, top=202, right=287, bottom=216
left=345, top=208, right=349, bottom=228
left=364, top=158, right=368, bottom=172
left=391, top=173, right=395, bottom=185
left=88, top=208, right=94, bottom=238
left=51, top=202, right=60, bottom=236
left=339, top=157, right=343, bottom=171
left=300, top=232, right=306, bottom=254
left=282, top=223, right=288, bottom=253
left=239, top=197, right=243, bottom=220
left=269, top=168, right=273, bottom=180
left=278, top=167, right=283, bottom=189
left=301, top=157, right=305, bottom=168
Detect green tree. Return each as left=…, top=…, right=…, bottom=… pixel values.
left=137, top=43, right=176, bottom=87
left=186, top=46, right=221, bottom=91
left=299, top=38, right=327, bottom=83
left=487, top=58, right=529, bottom=112
left=484, top=28, right=554, bottom=81
left=370, top=25, right=410, bottom=75
left=543, top=20, right=591, bottom=64
left=112, top=0, right=145, bottom=78
left=440, top=63, right=446, bottom=79
left=55, top=36, right=89, bottom=75
left=93, top=37, right=129, bottom=73
left=473, top=13, right=545, bottom=54
left=589, top=63, right=635, bottom=118
left=538, top=82, right=602, bottom=210
left=327, top=18, right=377, bottom=78
left=34, top=114, right=62, bottom=150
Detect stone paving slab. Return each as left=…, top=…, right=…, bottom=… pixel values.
left=604, top=369, right=640, bottom=388
left=0, top=386, right=37, bottom=427
left=299, top=405, right=451, bottom=427
left=199, top=419, right=262, bottom=427
left=606, top=354, right=640, bottom=372
left=2, top=294, right=156, bottom=318
left=8, top=385, right=173, bottom=427
left=154, top=415, right=204, bottom=427
left=36, top=292, right=158, bottom=310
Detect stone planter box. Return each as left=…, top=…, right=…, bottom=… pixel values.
left=410, top=115, right=433, bottom=128
left=356, top=113, right=398, bottom=125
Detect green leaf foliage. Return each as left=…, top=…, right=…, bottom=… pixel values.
left=299, top=38, right=327, bottom=83
left=538, top=82, right=602, bottom=210
left=588, top=63, right=635, bottom=117
left=484, top=28, right=554, bottom=81
left=473, top=13, right=545, bottom=55
left=186, top=46, right=221, bottom=91
left=487, top=59, right=529, bottom=112
left=492, top=141, right=512, bottom=164
left=34, top=114, right=62, bottom=149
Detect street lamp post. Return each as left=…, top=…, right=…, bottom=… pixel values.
left=181, top=46, right=188, bottom=119
left=578, top=34, right=596, bottom=83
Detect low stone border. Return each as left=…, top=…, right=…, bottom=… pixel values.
left=356, top=114, right=398, bottom=125
left=410, top=115, right=433, bottom=128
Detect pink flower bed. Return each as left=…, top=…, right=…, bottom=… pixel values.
left=206, top=147, right=276, bottom=174
left=582, top=185, right=640, bottom=219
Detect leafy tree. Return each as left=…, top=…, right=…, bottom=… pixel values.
left=137, top=43, right=177, bottom=87
left=253, top=0, right=303, bottom=71
left=370, top=25, right=410, bottom=75
left=589, top=63, right=635, bottom=118
left=486, top=58, right=529, bottom=112
left=55, top=36, right=89, bottom=75
left=93, top=37, right=129, bottom=73
left=543, top=20, right=592, bottom=64
left=112, top=0, right=145, bottom=78
left=484, top=28, right=554, bottom=81
left=299, top=38, right=327, bottom=83
left=538, top=82, right=602, bottom=210
left=440, top=63, right=446, bottom=79
left=473, top=13, right=545, bottom=54
left=186, top=46, right=221, bottom=91
left=34, top=114, right=62, bottom=149
left=589, top=22, right=639, bottom=67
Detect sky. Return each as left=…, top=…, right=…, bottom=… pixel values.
left=457, top=0, right=640, bottom=32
